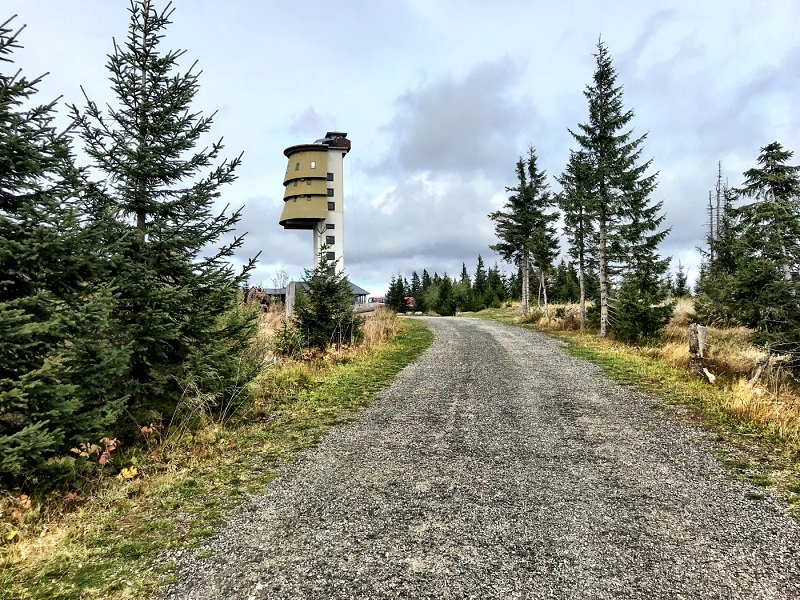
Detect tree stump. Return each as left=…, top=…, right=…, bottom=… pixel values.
left=688, top=323, right=715, bottom=383
left=748, top=350, right=771, bottom=388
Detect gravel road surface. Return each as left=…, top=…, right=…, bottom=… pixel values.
left=161, top=317, right=800, bottom=599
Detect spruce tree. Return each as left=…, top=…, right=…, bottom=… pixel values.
left=410, top=271, right=425, bottom=312
left=436, top=275, right=454, bottom=316
left=70, top=0, right=257, bottom=422
left=490, top=146, right=558, bottom=317
left=410, top=271, right=421, bottom=295
left=294, top=250, right=361, bottom=350
left=551, top=260, right=580, bottom=303
left=421, top=269, right=432, bottom=289
left=731, top=142, right=800, bottom=357
left=737, top=142, right=800, bottom=286
left=568, top=40, right=669, bottom=338
left=551, top=261, right=567, bottom=302
left=485, top=264, right=505, bottom=308
left=460, top=263, right=471, bottom=288
left=557, top=149, right=595, bottom=328
left=386, top=274, right=407, bottom=313
left=673, top=261, right=689, bottom=297
left=695, top=171, right=741, bottom=325
left=527, top=149, right=560, bottom=317
left=0, top=16, right=129, bottom=479
left=473, top=255, right=487, bottom=308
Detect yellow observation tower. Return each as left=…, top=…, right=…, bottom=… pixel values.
left=279, top=132, right=351, bottom=276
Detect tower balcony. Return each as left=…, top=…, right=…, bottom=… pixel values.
left=283, top=179, right=328, bottom=200
left=279, top=196, right=329, bottom=230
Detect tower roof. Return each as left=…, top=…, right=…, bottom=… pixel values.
left=284, top=132, right=350, bottom=157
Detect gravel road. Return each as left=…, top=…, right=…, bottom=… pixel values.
left=161, top=317, right=800, bottom=599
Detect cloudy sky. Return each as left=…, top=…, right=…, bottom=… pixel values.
left=6, top=1, right=800, bottom=294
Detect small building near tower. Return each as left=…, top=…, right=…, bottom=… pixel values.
left=279, top=132, right=351, bottom=275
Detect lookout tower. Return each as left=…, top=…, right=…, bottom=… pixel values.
left=279, top=132, right=351, bottom=275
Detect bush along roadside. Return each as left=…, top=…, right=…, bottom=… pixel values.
left=0, top=318, right=433, bottom=600
left=474, top=308, right=800, bottom=518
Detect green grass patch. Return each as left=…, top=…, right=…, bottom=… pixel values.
left=1, top=319, right=432, bottom=600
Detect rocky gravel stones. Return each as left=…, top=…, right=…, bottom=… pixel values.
left=162, top=317, right=800, bottom=599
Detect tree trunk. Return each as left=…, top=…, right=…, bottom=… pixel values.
left=136, top=0, right=151, bottom=235
left=598, top=216, right=609, bottom=337
left=540, top=269, right=549, bottom=318
left=537, top=271, right=542, bottom=308
left=578, top=249, right=586, bottom=331
left=521, top=253, right=530, bottom=316
left=707, top=191, right=715, bottom=263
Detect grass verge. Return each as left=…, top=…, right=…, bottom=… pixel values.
left=0, top=318, right=432, bottom=600
left=471, top=308, right=800, bottom=517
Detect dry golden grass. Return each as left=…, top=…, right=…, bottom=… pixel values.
left=636, top=298, right=800, bottom=441
left=659, top=299, right=775, bottom=379
left=246, top=306, right=402, bottom=415
left=250, top=303, right=286, bottom=352
left=535, top=302, right=586, bottom=331
left=726, top=379, right=800, bottom=440
left=360, top=309, right=401, bottom=349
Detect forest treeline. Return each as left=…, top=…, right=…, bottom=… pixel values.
left=388, top=41, right=800, bottom=359
left=386, top=254, right=688, bottom=316
left=386, top=256, right=594, bottom=315
left=1, top=5, right=260, bottom=483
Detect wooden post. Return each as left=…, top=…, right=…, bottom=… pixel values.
left=689, top=324, right=715, bottom=383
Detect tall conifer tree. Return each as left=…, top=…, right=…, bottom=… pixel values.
left=568, top=40, right=669, bottom=338
left=557, top=150, right=595, bottom=328
left=421, top=269, right=432, bottom=290
left=732, top=142, right=800, bottom=357
left=473, top=255, right=487, bottom=300
left=460, top=263, right=471, bottom=287
left=490, top=146, right=558, bottom=316
left=0, top=17, right=128, bottom=479
left=527, top=150, right=560, bottom=317
left=71, top=0, right=257, bottom=421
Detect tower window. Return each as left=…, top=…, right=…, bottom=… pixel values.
left=327, top=188, right=334, bottom=197
left=328, top=202, right=335, bottom=211
left=310, top=161, right=316, bottom=169
left=327, top=266, right=335, bottom=276
left=327, top=173, right=334, bottom=181
left=307, top=179, right=312, bottom=185
left=295, top=162, right=300, bottom=170
left=326, top=251, right=335, bottom=260
left=326, top=224, right=335, bottom=230
left=326, top=235, right=335, bottom=245
left=293, top=181, right=298, bottom=187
